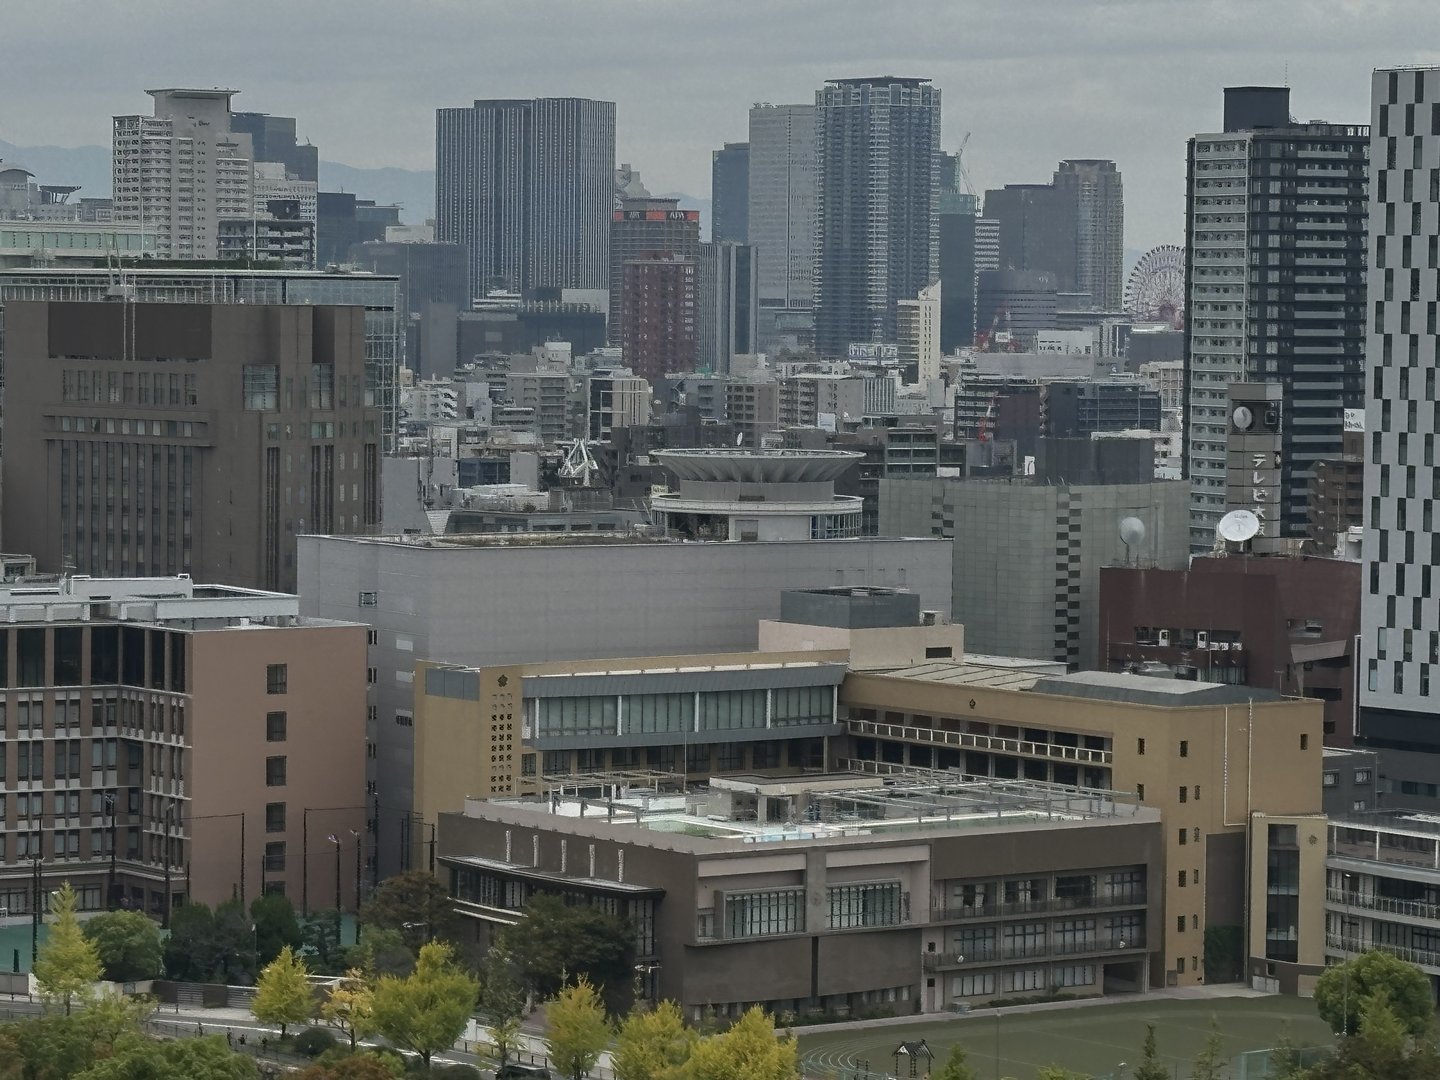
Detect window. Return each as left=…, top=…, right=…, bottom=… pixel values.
left=266, top=664, right=288, bottom=695
left=1179, top=740, right=1189, bottom=758
left=265, top=802, right=286, bottom=833
left=358, top=591, right=377, bottom=607
left=243, top=365, right=279, bottom=410
left=1007, top=968, right=1043, bottom=992
left=1136, top=783, right=1145, bottom=800
left=1137, top=738, right=1146, bottom=755
left=264, top=842, right=286, bottom=873
left=1178, top=786, right=1187, bottom=804
left=1177, top=915, right=1187, bottom=933
left=1054, top=964, right=1094, bottom=988
left=1300, top=734, right=1309, bottom=750
left=952, top=973, right=995, bottom=997
left=1178, top=870, right=1188, bottom=887
left=1177, top=956, right=1186, bottom=974
left=1323, top=771, right=1338, bottom=787
left=265, top=756, right=287, bottom=787
left=1355, top=770, right=1372, bottom=784
left=1178, top=829, right=1188, bottom=846
left=1194, top=786, right=1201, bottom=801
left=827, top=882, right=903, bottom=929
left=725, top=888, right=804, bottom=938
left=266, top=712, right=287, bottom=742
left=924, top=646, right=953, bottom=659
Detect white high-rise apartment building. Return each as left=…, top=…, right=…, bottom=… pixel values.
left=112, top=89, right=253, bottom=260
left=896, top=280, right=942, bottom=384
left=1360, top=66, right=1440, bottom=738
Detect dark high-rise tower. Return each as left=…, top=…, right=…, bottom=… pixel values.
left=435, top=97, right=614, bottom=299
left=814, top=77, right=940, bottom=357
left=1054, top=159, right=1124, bottom=310
left=711, top=142, right=749, bottom=243
left=1183, top=87, right=1368, bottom=548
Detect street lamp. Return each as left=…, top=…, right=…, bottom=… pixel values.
left=349, top=828, right=362, bottom=939
left=327, top=835, right=342, bottom=918
left=1342, top=872, right=1353, bottom=1036
left=103, top=793, right=117, bottom=910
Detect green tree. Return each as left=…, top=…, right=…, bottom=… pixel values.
left=1131, top=1024, right=1168, bottom=1080
left=1189, top=1018, right=1225, bottom=1080
left=251, top=893, right=304, bottom=967
left=500, top=893, right=636, bottom=1011
left=214, top=897, right=260, bottom=985
left=252, top=944, right=314, bottom=1039
left=545, top=977, right=612, bottom=1080
left=934, top=1044, right=979, bottom=1080
left=81, top=910, right=163, bottom=983
left=683, top=1006, right=798, bottom=1080
left=360, top=871, right=461, bottom=952
left=73, top=1031, right=258, bottom=1080
left=1313, top=949, right=1435, bottom=1038
left=1036, top=1069, right=1092, bottom=1080
left=163, top=901, right=219, bottom=981
left=34, top=882, right=102, bottom=1015
left=322, top=968, right=377, bottom=1051
left=0, top=1013, right=104, bottom=1080
left=481, top=948, right=529, bottom=1068
left=370, top=940, right=478, bottom=1067
left=303, top=910, right=346, bottom=975
left=294, top=1056, right=405, bottom=1080
left=613, top=1000, right=696, bottom=1080
left=343, top=925, right=415, bottom=978
left=1265, top=1030, right=1304, bottom=1080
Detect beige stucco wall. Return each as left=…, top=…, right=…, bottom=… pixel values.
left=189, top=623, right=367, bottom=909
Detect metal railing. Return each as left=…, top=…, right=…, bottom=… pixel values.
left=847, top=719, right=1112, bottom=765
left=922, top=936, right=1144, bottom=970
left=1327, top=934, right=1440, bottom=970
left=1327, top=887, right=1440, bottom=925
left=931, top=890, right=1146, bottom=922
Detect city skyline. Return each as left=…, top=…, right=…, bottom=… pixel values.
left=2, top=1, right=1434, bottom=253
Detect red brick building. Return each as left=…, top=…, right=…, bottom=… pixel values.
left=621, top=253, right=697, bottom=384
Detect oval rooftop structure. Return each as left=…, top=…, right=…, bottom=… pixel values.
left=654, top=448, right=863, bottom=484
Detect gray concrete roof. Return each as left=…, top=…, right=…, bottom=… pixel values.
left=1029, top=669, right=1287, bottom=707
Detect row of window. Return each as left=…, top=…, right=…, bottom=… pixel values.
left=533, top=686, right=834, bottom=739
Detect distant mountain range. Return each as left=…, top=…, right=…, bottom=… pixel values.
left=1, top=137, right=710, bottom=234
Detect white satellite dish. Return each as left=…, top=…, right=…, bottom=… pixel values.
left=1217, top=509, right=1260, bottom=543
left=1119, top=517, right=1146, bottom=546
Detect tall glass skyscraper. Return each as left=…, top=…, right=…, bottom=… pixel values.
left=813, top=77, right=940, bottom=357
left=435, top=97, right=614, bottom=300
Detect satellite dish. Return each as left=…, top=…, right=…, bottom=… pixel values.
left=1217, top=509, right=1260, bottom=543
left=1119, top=517, right=1146, bottom=546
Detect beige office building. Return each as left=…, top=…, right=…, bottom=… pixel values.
left=0, top=564, right=367, bottom=929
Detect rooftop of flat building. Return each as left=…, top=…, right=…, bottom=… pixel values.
left=875, top=655, right=1068, bottom=691
left=461, top=769, right=1153, bottom=851
left=826, top=76, right=932, bottom=86
left=1029, top=669, right=1286, bottom=707
left=312, top=532, right=938, bottom=550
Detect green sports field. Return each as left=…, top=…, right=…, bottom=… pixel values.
left=798, top=995, right=1334, bottom=1080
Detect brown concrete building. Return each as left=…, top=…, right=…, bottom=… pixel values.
left=1098, top=554, right=1362, bottom=743
left=438, top=775, right=1162, bottom=1018
left=1306, top=427, right=1364, bottom=555
left=0, top=564, right=367, bottom=934
left=838, top=666, right=1324, bottom=990
left=2, top=299, right=381, bottom=593
left=620, top=255, right=697, bottom=385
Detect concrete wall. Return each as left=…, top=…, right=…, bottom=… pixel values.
left=879, top=478, right=1189, bottom=669
left=189, top=622, right=368, bottom=910
left=299, top=535, right=952, bottom=876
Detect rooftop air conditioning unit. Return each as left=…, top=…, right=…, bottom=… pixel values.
left=1197, top=631, right=1209, bottom=648
left=1157, top=629, right=1171, bottom=646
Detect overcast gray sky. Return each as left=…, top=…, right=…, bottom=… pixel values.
left=4, top=0, right=1438, bottom=251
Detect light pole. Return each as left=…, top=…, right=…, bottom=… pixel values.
left=103, top=793, right=117, bottom=910
left=1342, top=872, right=1353, bottom=1036
left=349, top=828, right=362, bottom=939
left=327, top=834, right=342, bottom=916
left=302, top=809, right=310, bottom=917
left=162, top=805, right=175, bottom=929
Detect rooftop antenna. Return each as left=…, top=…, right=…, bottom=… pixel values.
left=1119, top=516, right=1146, bottom=566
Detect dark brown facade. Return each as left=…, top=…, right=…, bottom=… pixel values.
left=2, top=301, right=381, bottom=592
left=438, top=798, right=1162, bottom=1018
left=620, top=255, right=697, bottom=385
left=608, top=201, right=700, bottom=344
left=1306, top=429, right=1363, bottom=554
left=1099, top=555, right=1361, bottom=743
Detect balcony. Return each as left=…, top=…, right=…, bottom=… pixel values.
left=847, top=719, right=1111, bottom=766
left=1327, top=933, right=1440, bottom=970
left=932, top=890, right=1147, bottom=923
left=923, top=936, right=1145, bottom=970
left=1327, top=887, right=1440, bottom=925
